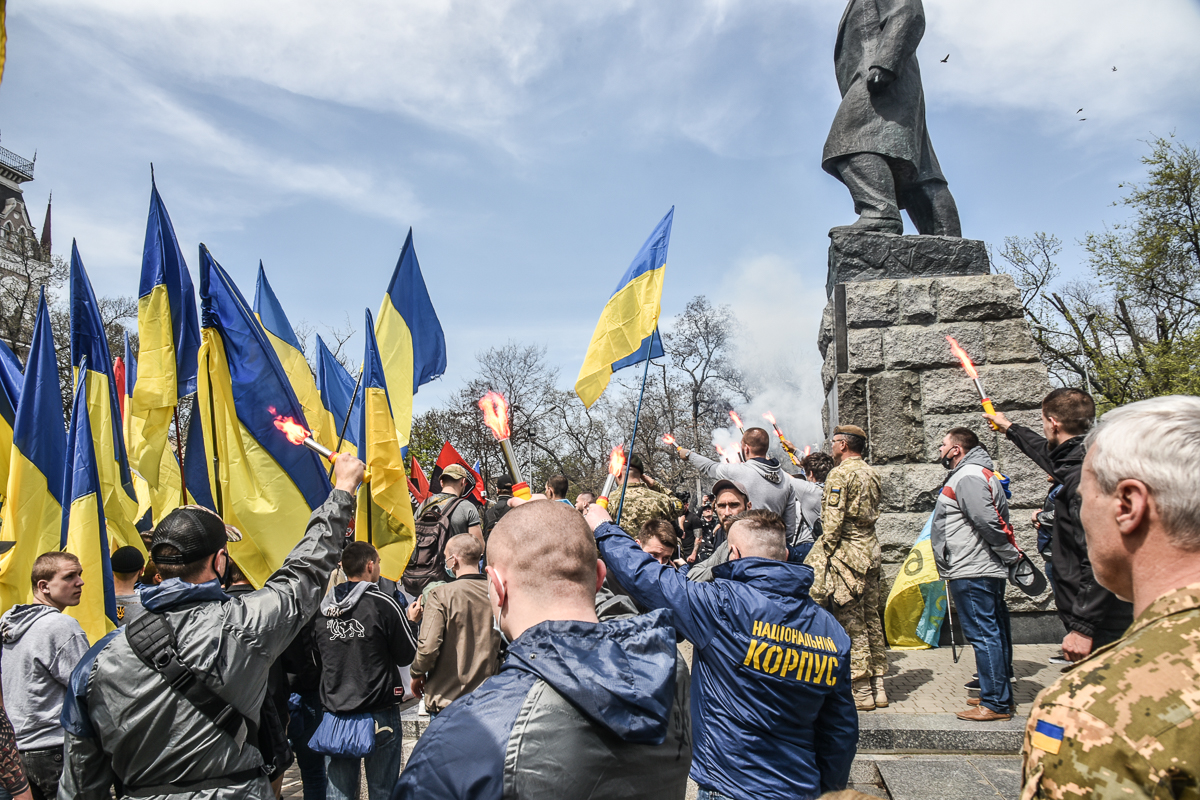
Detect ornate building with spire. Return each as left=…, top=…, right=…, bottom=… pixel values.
left=0, top=140, right=54, bottom=357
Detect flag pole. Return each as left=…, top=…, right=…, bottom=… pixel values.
left=328, top=365, right=365, bottom=482
left=614, top=340, right=654, bottom=527
left=174, top=406, right=187, bottom=505
left=205, top=360, right=224, bottom=519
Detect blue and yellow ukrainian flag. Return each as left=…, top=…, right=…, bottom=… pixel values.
left=575, top=208, right=673, bottom=407
left=70, top=243, right=142, bottom=553
left=254, top=263, right=336, bottom=449
left=128, top=180, right=200, bottom=528
left=197, top=245, right=331, bottom=587
left=62, top=368, right=119, bottom=643
left=884, top=512, right=948, bottom=649
left=315, top=335, right=361, bottom=458
left=358, top=309, right=416, bottom=581
left=0, top=292, right=66, bottom=610
left=0, top=338, right=23, bottom=505
left=374, top=229, right=446, bottom=451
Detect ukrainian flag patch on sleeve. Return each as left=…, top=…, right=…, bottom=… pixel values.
left=1031, top=720, right=1064, bottom=754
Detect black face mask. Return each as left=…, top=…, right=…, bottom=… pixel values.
left=214, top=550, right=234, bottom=588
left=940, top=448, right=959, bottom=470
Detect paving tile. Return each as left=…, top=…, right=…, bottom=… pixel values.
left=878, top=759, right=1001, bottom=799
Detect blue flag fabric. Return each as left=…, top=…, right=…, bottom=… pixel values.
left=315, top=336, right=361, bottom=451
left=0, top=337, right=20, bottom=425
left=182, top=392, right=215, bottom=512
left=383, top=229, right=446, bottom=393
left=140, top=180, right=200, bottom=397
left=198, top=245, right=330, bottom=512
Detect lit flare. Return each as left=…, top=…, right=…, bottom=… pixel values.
left=597, top=445, right=625, bottom=510
left=729, top=410, right=744, bottom=433
left=476, top=391, right=530, bottom=500
left=762, top=411, right=801, bottom=467
left=270, top=409, right=371, bottom=482
left=945, top=335, right=999, bottom=430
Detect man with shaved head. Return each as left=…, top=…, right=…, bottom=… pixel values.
left=409, top=534, right=501, bottom=718
left=586, top=503, right=858, bottom=800
left=393, top=500, right=692, bottom=800
left=675, top=426, right=800, bottom=543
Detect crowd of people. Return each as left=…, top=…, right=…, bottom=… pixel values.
left=0, top=391, right=1196, bottom=799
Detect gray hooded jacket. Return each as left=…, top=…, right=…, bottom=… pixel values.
left=686, top=453, right=798, bottom=540
left=58, top=489, right=354, bottom=800
left=930, top=447, right=1020, bottom=582
left=0, top=604, right=90, bottom=749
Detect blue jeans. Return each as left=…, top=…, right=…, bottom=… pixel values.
left=950, top=577, right=1013, bottom=713
left=697, top=790, right=740, bottom=800
left=325, top=705, right=404, bottom=800
left=288, top=692, right=327, bottom=800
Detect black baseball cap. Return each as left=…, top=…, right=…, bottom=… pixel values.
left=110, top=546, right=146, bottom=574
left=497, top=473, right=514, bottom=492
left=151, top=506, right=242, bottom=565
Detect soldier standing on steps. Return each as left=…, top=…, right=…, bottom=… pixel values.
left=805, top=424, right=887, bottom=711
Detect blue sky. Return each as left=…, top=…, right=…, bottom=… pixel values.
left=4, top=0, right=1199, bottom=443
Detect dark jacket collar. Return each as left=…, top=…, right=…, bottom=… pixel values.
left=711, top=557, right=814, bottom=599
left=141, top=578, right=230, bottom=612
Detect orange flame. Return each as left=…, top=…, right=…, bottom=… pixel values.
left=803, top=445, right=812, bottom=457
left=662, top=433, right=676, bottom=446
left=729, top=410, right=744, bottom=429
left=714, top=444, right=726, bottom=457
left=478, top=391, right=511, bottom=440
left=608, top=445, right=626, bottom=477
left=762, top=411, right=777, bottom=426
left=945, top=335, right=979, bottom=379
left=272, top=414, right=310, bottom=446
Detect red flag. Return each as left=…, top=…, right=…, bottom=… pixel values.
left=113, top=357, right=126, bottom=419
left=410, top=456, right=430, bottom=502
left=433, top=442, right=484, bottom=504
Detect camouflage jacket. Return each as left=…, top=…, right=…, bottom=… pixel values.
left=805, top=457, right=881, bottom=607
left=612, top=481, right=676, bottom=539
left=1021, top=582, right=1200, bottom=800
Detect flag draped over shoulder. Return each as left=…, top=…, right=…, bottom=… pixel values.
left=62, top=369, right=118, bottom=643
left=374, top=229, right=446, bottom=452
left=255, top=264, right=336, bottom=449
left=575, top=207, right=673, bottom=408
left=0, top=338, right=22, bottom=505
left=70, top=243, right=142, bottom=552
left=315, top=336, right=361, bottom=458
left=358, top=310, right=415, bottom=581
left=128, top=180, right=200, bottom=526
left=0, top=292, right=66, bottom=610
left=197, top=245, right=330, bottom=588
left=884, top=512, right=948, bottom=650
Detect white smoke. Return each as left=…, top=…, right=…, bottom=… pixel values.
left=719, top=253, right=828, bottom=467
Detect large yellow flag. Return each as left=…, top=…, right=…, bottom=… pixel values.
left=0, top=293, right=66, bottom=611
left=358, top=309, right=415, bottom=581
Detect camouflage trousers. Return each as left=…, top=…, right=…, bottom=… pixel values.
left=830, top=564, right=887, bottom=681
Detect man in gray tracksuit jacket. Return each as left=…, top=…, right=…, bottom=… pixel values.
left=58, top=456, right=364, bottom=800
left=930, top=429, right=1020, bottom=722
left=677, top=427, right=799, bottom=543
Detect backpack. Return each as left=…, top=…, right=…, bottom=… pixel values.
left=402, top=495, right=470, bottom=597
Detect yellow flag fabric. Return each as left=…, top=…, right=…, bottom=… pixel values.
left=63, top=370, right=118, bottom=644
left=129, top=286, right=178, bottom=522
left=883, top=513, right=948, bottom=650
left=358, top=309, right=415, bottom=580
left=0, top=295, right=65, bottom=611
left=0, top=0, right=7, bottom=86
left=197, top=331, right=318, bottom=589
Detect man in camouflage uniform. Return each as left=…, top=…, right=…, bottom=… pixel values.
left=1021, top=396, right=1200, bottom=799
left=612, top=454, right=677, bottom=539
left=805, top=424, right=885, bottom=711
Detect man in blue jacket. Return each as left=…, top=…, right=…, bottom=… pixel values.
left=392, top=500, right=692, bottom=800
left=584, top=504, right=858, bottom=800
